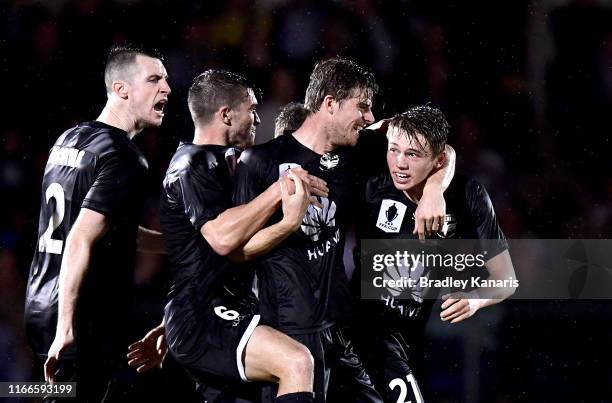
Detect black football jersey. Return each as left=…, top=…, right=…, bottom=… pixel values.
left=25, top=121, right=148, bottom=356
left=233, top=134, right=355, bottom=334
left=161, top=143, right=249, bottom=337
left=353, top=173, right=508, bottom=338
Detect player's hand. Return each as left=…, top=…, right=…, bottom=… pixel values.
left=440, top=292, right=482, bottom=324
left=280, top=171, right=311, bottom=231
left=286, top=167, right=329, bottom=200
left=127, top=324, right=167, bottom=373
left=44, top=330, right=74, bottom=384
left=413, top=185, right=446, bottom=240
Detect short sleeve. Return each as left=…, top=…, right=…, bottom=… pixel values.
left=82, top=151, right=143, bottom=216
left=466, top=178, right=508, bottom=257
left=232, top=148, right=268, bottom=206
left=179, top=162, right=231, bottom=231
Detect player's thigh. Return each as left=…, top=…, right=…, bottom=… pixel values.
left=244, top=325, right=314, bottom=382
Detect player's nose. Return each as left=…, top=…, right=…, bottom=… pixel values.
left=254, top=111, right=261, bottom=126
left=161, top=79, right=171, bottom=95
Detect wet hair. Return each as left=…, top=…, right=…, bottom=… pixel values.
left=304, top=56, right=378, bottom=112
left=274, top=102, right=309, bottom=137
left=387, top=105, right=449, bottom=156
left=188, top=69, right=253, bottom=125
left=104, top=44, right=163, bottom=95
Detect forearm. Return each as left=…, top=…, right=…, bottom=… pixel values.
left=55, top=236, right=92, bottom=335
left=204, top=182, right=281, bottom=255
left=137, top=226, right=165, bottom=254
left=424, top=144, right=456, bottom=192
left=228, top=220, right=295, bottom=263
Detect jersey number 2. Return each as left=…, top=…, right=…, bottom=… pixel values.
left=389, top=374, right=423, bottom=403
left=38, top=182, right=65, bottom=255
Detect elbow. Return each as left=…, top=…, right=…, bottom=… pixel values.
left=203, top=231, right=237, bottom=256
left=209, top=238, right=234, bottom=256
left=508, top=283, right=518, bottom=298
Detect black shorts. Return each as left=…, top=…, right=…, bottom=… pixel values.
left=165, top=287, right=261, bottom=383
left=352, top=330, right=425, bottom=403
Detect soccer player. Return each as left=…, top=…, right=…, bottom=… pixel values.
left=351, top=106, right=517, bottom=402
left=274, top=102, right=309, bottom=138
left=156, top=70, right=330, bottom=403
left=24, top=45, right=170, bottom=401
left=233, top=57, right=455, bottom=402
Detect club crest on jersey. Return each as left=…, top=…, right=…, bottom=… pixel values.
left=279, top=163, right=301, bottom=177
left=435, top=214, right=457, bottom=238
left=319, top=153, right=339, bottom=171
left=376, top=199, right=407, bottom=233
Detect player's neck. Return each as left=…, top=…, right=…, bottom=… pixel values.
left=97, top=103, right=141, bottom=139
left=403, top=184, right=425, bottom=205
left=292, top=115, right=334, bottom=155
left=193, top=125, right=227, bottom=146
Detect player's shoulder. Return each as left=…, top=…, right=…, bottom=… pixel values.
left=446, top=174, right=494, bottom=214
left=446, top=173, right=484, bottom=196
left=167, top=142, right=227, bottom=175
left=363, top=172, right=404, bottom=207
left=238, top=135, right=287, bottom=167
left=62, top=121, right=133, bottom=156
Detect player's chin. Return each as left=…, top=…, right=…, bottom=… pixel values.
left=146, top=114, right=164, bottom=127
left=392, top=178, right=413, bottom=191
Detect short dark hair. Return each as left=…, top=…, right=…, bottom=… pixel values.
left=304, top=56, right=378, bottom=112
left=274, top=102, right=309, bottom=137
left=104, top=44, right=163, bottom=94
left=188, top=69, right=252, bottom=125
left=387, top=106, right=449, bottom=156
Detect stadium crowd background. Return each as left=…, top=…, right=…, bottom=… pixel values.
left=1, top=0, right=611, bottom=401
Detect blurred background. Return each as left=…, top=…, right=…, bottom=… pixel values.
left=1, top=0, right=611, bottom=402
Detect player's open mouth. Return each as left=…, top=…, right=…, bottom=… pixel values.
left=154, top=99, right=167, bottom=116
left=393, top=172, right=410, bottom=183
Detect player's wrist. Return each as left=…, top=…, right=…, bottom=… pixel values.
left=280, top=215, right=300, bottom=232
left=422, top=181, right=443, bottom=194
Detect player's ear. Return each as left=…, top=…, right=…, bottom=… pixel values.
left=433, top=150, right=446, bottom=169
left=323, top=95, right=335, bottom=115
left=112, top=80, right=129, bottom=99
left=220, top=106, right=231, bottom=126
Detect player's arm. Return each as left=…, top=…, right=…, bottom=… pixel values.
left=413, top=144, right=456, bottom=239
left=440, top=178, right=516, bottom=324
left=137, top=226, right=165, bottom=254
left=45, top=208, right=108, bottom=383
left=205, top=170, right=326, bottom=256
left=229, top=172, right=310, bottom=263
left=440, top=249, right=516, bottom=324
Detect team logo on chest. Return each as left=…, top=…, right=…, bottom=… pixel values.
left=319, top=153, right=339, bottom=171
left=376, top=199, right=407, bottom=233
